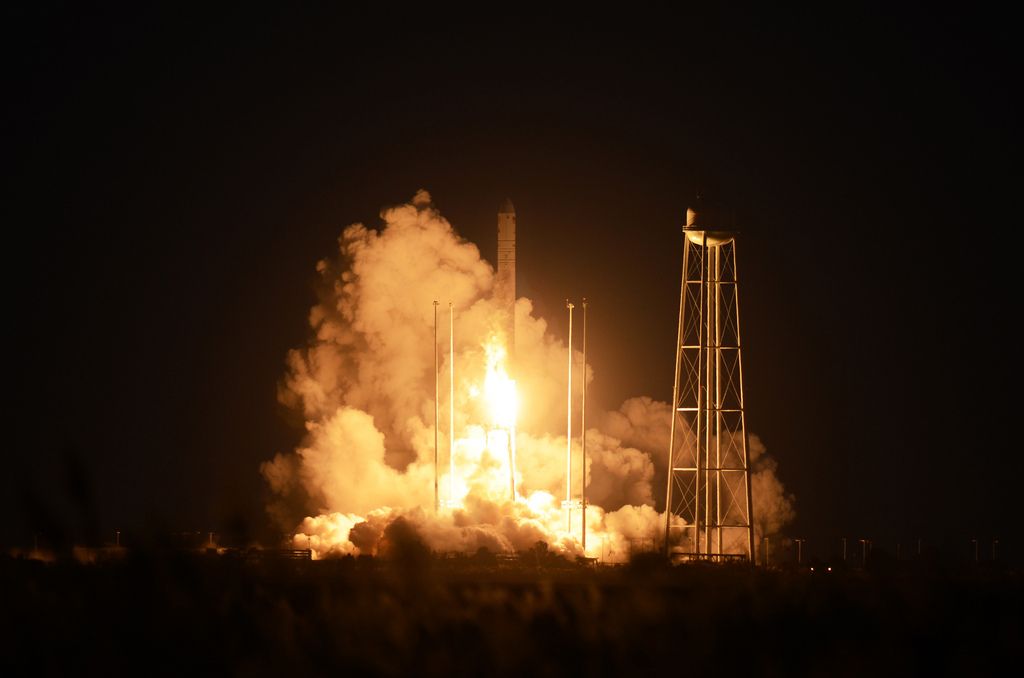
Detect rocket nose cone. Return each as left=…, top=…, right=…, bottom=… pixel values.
left=499, top=198, right=515, bottom=215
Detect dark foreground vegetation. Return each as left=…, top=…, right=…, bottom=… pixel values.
left=2, top=546, right=1020, bottom=676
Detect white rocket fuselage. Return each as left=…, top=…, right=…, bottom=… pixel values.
left=496, top=200, right=516, bottom=349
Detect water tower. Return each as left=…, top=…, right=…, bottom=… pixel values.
left=664, top=200, right=756, bottom=561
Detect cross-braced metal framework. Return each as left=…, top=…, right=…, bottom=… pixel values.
left=664, top=219, right=755, bottom=561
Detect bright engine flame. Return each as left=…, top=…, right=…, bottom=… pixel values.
left=447, top=333, right=519, bottom=507
left=484, top=339, right=517, bottom=429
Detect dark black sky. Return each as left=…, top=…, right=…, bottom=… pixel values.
left=5, top=7, right=1018, bottom=555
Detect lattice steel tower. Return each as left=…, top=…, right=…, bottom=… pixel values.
left=664, top=201, right=755, bottom=561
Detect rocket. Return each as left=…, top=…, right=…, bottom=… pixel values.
left=496, top=198, right=518, bottom=503
left=496, top=198, right=516, bottom=351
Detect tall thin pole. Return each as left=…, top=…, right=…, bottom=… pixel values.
left=433, top=300, right=439, bottom=513
left=566, top=299, right=574, bottom=533
left=733, top=241, right=756, bottom=562
left=665, top=238, right=690, bottom=556
left=714, top=243, right=722, bottom=555
left=449, top=302, right=456, bottom=506
left=704, top=233, right=713, bottom=556
left=509, top=427, right=516, bottom=502
left=696, top=231, right=706, bottom=554
left=581, top=298, right=588, bottom=552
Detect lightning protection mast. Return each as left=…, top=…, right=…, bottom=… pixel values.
left=564, top=299, right=575, bottom=533
left=664, top=199, right=755, bottom=562
left=433, top=300, right=439, bottom=513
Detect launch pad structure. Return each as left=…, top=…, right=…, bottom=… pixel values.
left=664, top=202, right=756, bottom=562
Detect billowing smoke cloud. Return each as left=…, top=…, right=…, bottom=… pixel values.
left=262, top=191, right=793, bottom=560
left=749, top=435, right=796, bottom=541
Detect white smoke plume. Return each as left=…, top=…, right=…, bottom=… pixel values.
left=262, top=191, right=793, bottom=560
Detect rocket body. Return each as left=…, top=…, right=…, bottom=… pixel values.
left=496, top=199, right=516, bottom=350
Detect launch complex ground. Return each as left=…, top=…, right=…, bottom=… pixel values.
left=3, top=545, right=1019, bottom=674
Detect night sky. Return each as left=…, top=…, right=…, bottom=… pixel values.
left=6, top=7, right=1017, bottom=557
